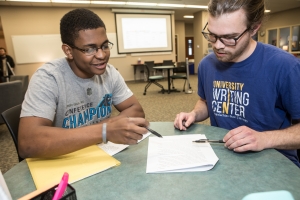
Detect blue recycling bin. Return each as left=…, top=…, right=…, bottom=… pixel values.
left=189, top=62, right=195, bottom=74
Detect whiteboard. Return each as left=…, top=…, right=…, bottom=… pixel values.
left=12, top=34, right=65, bottom=64
left=12, top=33, right=125, bottom=64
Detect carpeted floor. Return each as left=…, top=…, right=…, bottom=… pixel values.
left=0, top=74, right=210, bottom=173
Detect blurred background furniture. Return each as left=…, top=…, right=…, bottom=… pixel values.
left=132, top=63, right=146, bottom=82
left=0, top=80, right=23, bottom=124
left=143, top=61, right=165, bottom=95
left=170, top=62, right=187, bottom=92
left=10, top=75, right=29, bottom=98
left=160, top=60, right=174, bottom=76
left=162, top=60, right=174, bottom=66
left=1, top=104, right=23, bottom=162
left=153, top=64, right=176, bottom=94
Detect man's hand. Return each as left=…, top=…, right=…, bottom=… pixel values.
left=223, top=126, right=268, bottom=152
left=106, top=117, right=149, bottom=145
left=174, top=111, right=196, bottom=131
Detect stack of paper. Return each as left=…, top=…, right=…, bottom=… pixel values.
left=146, top=134, right=219, bottom=173
left=27, top=145, right=120, bottom=189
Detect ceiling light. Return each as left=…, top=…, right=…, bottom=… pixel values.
left=157, top=3, right=185, bottom=8
left=183, top=15, right=194, bottom=18
left=185, top=5, right=208, bottom=9
left=7, top=0, right=50, bottom=2
left=92, top=1, right=125, bottom=5
left=265, top=10, right=271, bottom=13
left=126, top=2, right=157, bottom=6
left=52, top=0, right=89, bottom=3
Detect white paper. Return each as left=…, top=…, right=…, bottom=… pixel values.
left=98, top=132, right=151, bottom=156
left=146, top=134, right=219, bottom=173
left=0, top=170, right=12, bottom=200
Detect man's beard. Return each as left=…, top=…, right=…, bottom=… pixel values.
left=213, top=37, right=250, bottom=62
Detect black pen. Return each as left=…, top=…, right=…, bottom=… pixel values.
left=126, top=116, right=163, bottom=138
left=193, top=139, right=224, bottom=143
left=145, top=127, right=163, bottom=138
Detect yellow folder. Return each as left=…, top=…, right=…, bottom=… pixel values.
left=26, top=145, right=120, bottom=189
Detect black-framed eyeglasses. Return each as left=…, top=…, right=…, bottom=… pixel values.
left=68, top=41, right=113, bottom=56
left=201, top=22, right=249, bottom=46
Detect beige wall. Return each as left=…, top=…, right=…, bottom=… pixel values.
left=185, top=23, right=193, bottom=37
left=193, top=11, right=208, bottom=74
left=175, top=21, right=185, bottom=62
left=258, top=7, right=300, bottom=43
left=0, top=6, right=176, bottom=81
left=0, top=38, right=6, bottom=48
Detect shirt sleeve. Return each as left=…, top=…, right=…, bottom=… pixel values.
left=21, top=66, right=58, bottom=121
left=108, top=65, right=133, bottom=105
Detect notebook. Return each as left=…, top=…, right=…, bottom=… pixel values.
left=27, top=145, right=120, bottom=189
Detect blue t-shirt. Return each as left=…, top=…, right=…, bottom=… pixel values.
left=198, top=42, right=300, bottom=167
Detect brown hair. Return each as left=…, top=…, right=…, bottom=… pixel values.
left=207, top=0, right=265, bottom=30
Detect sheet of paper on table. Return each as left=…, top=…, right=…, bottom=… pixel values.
left=146, top=134, right=219, bottom=173
left=98, top=131, right=151, bottom=156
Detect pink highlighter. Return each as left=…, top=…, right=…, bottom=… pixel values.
left=52, top=172, right=69, bottom=200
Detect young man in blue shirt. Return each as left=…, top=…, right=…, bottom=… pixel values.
left=174, top=0, right=300, bottom=167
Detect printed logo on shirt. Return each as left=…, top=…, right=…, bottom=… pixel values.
left=87, top=88, right=92, bottom=95
left=212, top=81, right=249, bottom=123
left=62, top=93, right=112, bottom=128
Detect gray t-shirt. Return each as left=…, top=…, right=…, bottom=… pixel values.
left=21, top=58, right=133, bottom=128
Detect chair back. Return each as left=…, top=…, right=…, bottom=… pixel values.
left=162, top=60, right=174, bottom=66
left=1, top=104, right=23, bottom=162
left=174, top=62, right=187, bottom=73
left=144, top=61, right=155, bottom=79
left=10, top=75, right=29, bottom=98
left=0, top=80, right=23, bottom=124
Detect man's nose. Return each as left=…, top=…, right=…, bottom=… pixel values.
left=94, top=48, right=105, bottom=58
left=214, top=38, right=226, bottom=49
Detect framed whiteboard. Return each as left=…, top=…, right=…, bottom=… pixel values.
left=12, top=33, right=125, bottom=64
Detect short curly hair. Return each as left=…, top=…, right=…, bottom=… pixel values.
left=60, top=8, right=106, bottom=46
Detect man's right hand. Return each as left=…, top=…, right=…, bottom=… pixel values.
left=174, top=112, right=196, bottom=131
left=106, top=117, right=149, bottom=145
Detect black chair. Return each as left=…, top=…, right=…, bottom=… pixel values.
left=170, top=62, right=187, bottom=92
left=143, top=61, right=165, bottom=95
left=160, top=60, right=174, bottom=76
left=1, top=104, right=23, bottom=162
left=0, top=80, right=23, bottom=124
left=162, top=60, right=174, bottom=66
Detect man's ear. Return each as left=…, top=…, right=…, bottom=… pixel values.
left=250, top=24, right=261, bottom=37
left=62, top=44, right=73, bottom=59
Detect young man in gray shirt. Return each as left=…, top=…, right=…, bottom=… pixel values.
left=19, top=8, right=149, bottom=158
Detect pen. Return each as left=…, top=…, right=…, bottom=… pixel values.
left=193, top=139, right=225, bottom=143
left=126, top=116, right=163, bottom=138
left=145, top=127, right=163, bottom=138
left=52, top=172, right=69, bottom=200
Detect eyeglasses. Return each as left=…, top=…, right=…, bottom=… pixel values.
left=201, top=22, right=249, bottom=46
left=69, top=41, right=113, bottom=56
